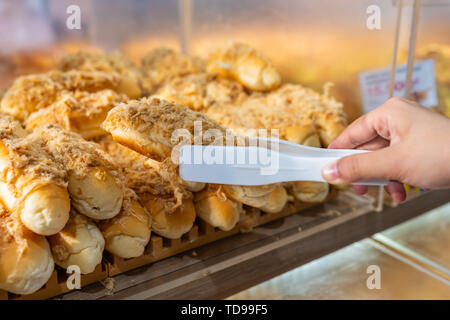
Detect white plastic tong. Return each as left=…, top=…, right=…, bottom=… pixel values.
left=179, top=137, right=388, bottom=186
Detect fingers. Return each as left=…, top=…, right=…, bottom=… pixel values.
left=385, top=182, right=406, bottom=203
left=352, top=181, right=406, bottom=203
left=356, top=136, right=390, bottom=151
left=353, top=185, right=368, bottom=195
left=322, top=147, right=399, bottom=184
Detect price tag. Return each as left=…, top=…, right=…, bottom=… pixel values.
left=359, top=59, right=438, bottom=113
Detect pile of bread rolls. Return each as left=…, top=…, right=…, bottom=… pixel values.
left=0, top=43, right=347, bottom=296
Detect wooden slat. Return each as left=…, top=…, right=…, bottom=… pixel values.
left=59, top=189, right=449, bottom=300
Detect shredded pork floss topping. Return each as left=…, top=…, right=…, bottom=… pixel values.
left=98, top=137, right=190, bottom=212
left=53, top=90, right=128, bottom=119
left=104, top=97, right=226, bottom=147
left=45, top=70, right=122, bottom=92
left=0, top=211, right=38, bottom=254
left=2, top=70, right=124, bottom=119
left=141, top=47, right=206, bottom=89
left=31, top=125, right=121, bottom=181
left=207, top=83, right=347, bottom=132
left=0, top=116, right=67, bottom=199
left=156, top=73, right=248, bottom=111
left=26, top=89, right=128, bottom=130
left=60, top=51, right=141, bottom=78
left=99, top=187, right=150, bottom=238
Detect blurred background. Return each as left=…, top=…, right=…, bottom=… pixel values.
left=0, top=0, right=449, bottom=120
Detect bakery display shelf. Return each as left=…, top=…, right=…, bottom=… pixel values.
left=56, top=189, right=449, bottom=300
left=106, top=189, right=339, bottom=277
left=368, top=186, right=427, bottom=209
left=0, top=189, right=337, bottom=300
left=0, top=262, right=108, bottom=300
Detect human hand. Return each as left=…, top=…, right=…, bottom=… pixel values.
left=321, top=97, right=450, bottom=202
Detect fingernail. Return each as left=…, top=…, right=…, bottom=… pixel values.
left=322, top=161, right=339, bottom=182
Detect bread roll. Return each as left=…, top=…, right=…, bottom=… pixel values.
left=141, top=47, right=205, bottom=91
left=259, top=184, right=289, bottom=213
left=284, top=121, right=330, bottom=203
left=103, top=98, right=287, bottom=213
left=0, top=70, right=139, bottom=120
left=102, top=97, right=226, bottom=161
left=99, top=188, right=151, bottom=259
left=287, top=181, right=330, bottom=203
left=156, top=73, right=247, bottom=111
left=58, top=51, right=143, bottom=97
left=194, top=185, right=242, bottom=231
left=207, top=42, right=281, bottom=91
left=209, top=90, right=335, bottom=204
left=0, top=116, right=70, bottom=235
left=148, top=158, right=206, bottom=193
left=100, top=136, right=206, bottom=194
left=0, top=209, right=54, bottom=295
left=314, top=112, right=347, bottom=147
left=98, top=136, right=194, bottom=240
left=284, top=122, right=321, bottom=147
left=33, top=125, right=124, bottom=220
left=49, top=211, right=104, bottom=274
left=181, top=180, right=206, bottom=192
left=207, top=83, right=347, bottom=142
left=223, top=184, right=287, bottom=213
left=25, top=90, right=128, bottom=139
left=265, top=83, right=347, bottom=147
left=141, top=194, right=196, bottom=239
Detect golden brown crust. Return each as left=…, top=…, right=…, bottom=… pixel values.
left=59, top=51, right=141, bottom=80
left=141, top=194, right=196, bottom=239
left=207, top=42, right=281, bottom=91
left=98, top=137, right=191, bottom=213
left=33, top=125, right=121, bottom=181
left=103, top=97, right=226, bottom=161
left=0, top=210, right=54, bottom=295
left=49, top=211, right=104, bottom=274
left=25, top=90, right=129, bottom=139
left=156, top=73, right=247, bottom=111
left=1, top=70, right=135, bottom=120
left=314, top=112, right=347, bottom=147
left=194, top=185, right=242, bottom=231
left=99, top=188, right=151, bottom=258
left=0, top=116, right=67, bottom=202
left=223, top=184, right=287, bottom=213
left=99, top=137, right=195, bottom=240
left=206, top=83, right=346, bottom=146
left=280, top=116, right=331, bottom=204
left=286, top=181, right=329, bottom=203
left=259, top=184, right=288, bottom=213
left=59, top=51, right=143, bottom=97
left=32, top=125, right=124, bottom=219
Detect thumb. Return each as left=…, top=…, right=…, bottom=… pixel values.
left=322, top=148, right=398, bottom=184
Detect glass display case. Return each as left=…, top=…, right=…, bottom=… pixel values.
left=0, top=0, right=448, bottom=300
left=1, top=1, right=449, bottom=118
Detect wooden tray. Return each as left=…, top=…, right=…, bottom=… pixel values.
left=106, top=191, right=337, bottom=276
left=0, top=189, right=337, bottom=299
left=0, top=262, right=108, bottom=300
